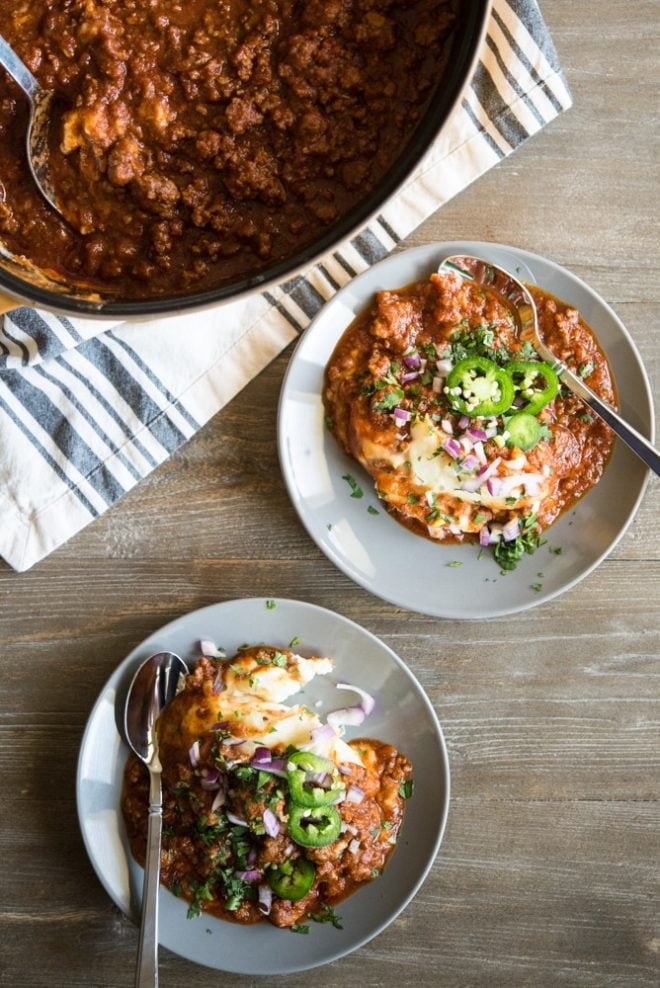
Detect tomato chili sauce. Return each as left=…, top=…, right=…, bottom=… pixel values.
left=121, top=649, right=412, bottom=929
left=0, top=0, right=459, bottom=298
left=323, top=270, right=616, bottom=571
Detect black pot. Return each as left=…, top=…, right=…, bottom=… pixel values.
left=0, top=1, right=491, bottom=319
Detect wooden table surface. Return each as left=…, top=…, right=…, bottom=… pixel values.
left=1, top=3, right=658, bottom=986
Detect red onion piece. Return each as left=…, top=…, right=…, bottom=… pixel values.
left=479, top=525, right=491, bottom=547
left=393, top=407, right=411, bottom=425
left=258, top=883, right=273, bottom=915
left=461, top=454, right=479, bottom=472
left=251, top=747, right=273, bottom=766
left=460, top=476, right=483, bottom=493
left=486, top=476, right=502, bottom=497
left=403, top=351, right=421, bottom=370
left=211, top=789, right=226, bottom=813
left=473, top=441, right=487, bottom=465
left=212, top=669, right=225, bottom=694
left=502, top=518, right=521, bottom=542
left=466, top=427, right=488, bottom=441
left=188, top=741, right=200, bottom=768
left=348, top=838, right=361, bottom=855
left=226, top=811, right=248, bottom=827
left=200, top=639, right=225, bottom=658
left=443, top=438, right=462, bottom=459
left=489, top=524, right=504, bottom=544
left=336, top=681, right=376, bottom=716
left=436, top=358, right=453, bottom=375
left=345, top=785, right=365, bottom=804
left=401, top=371, right=419, bottom=384
left=477, top=456, right=501, bottom=480
left=458, top=414, right=470, bottom=429
left=235, top=869, right=261, bottom=882
left=263, top=808, right=280, bottom=838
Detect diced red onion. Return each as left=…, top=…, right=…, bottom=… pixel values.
left=486, top=476, right=502, bottom=497
left=489, top=524, right=504, bottom=544
left=345, top=785, right=365, bottom=804
left=337, top=764, right=352, bottom=776
left=484, top=427, right=498, bottom=439
left=210, top=721, right=229, bottom=732
left=311, top=724, right=337, bottom=744
left=403, top=351, right=421, bottom=370
left=401, top=371, right=419, bottom=384
left=436, top=358, right=453, bottom=375
left=251, top=747, right=273, bottom=766
left=235, top=869, right=261, bottom=882
left=466, top=427, right=488, bottom=441
left=461, top=454, right=479, bottom=471
left=477, top=456, right=501, bottom=480
left=502, top=518, right=521, bottom=542
left=200, top=768, right=221, bottom=790
left=479, top=525, right=491, bottom=547
left=393, top=407, right=411, bottom=425
left=440, top=418, right=454, bottom=434
left=443, top=438, right=462, bottom=459
left=336, top=682, right=376, bottom=716
left=212, top=670, right=224, bottom=694
left=226, top=811, right=248, bottom=827
left=348, top=838, right=360, bottom=854
left=222, top=736, right=247, bottom=747
left=200, top=639, right=225, bottom=658
left=258, top=883, right=273, bottom=916
left=263, top=808, right=280, bottom=838
left=458, top=415, right=470, bottom=429
left=211, top=788, right=226, bottom=813
left=188, top=741, right=201, bottom=768
left=473, top=441, right=487, bottom=465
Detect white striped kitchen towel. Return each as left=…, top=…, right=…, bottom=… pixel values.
left=0, top=0, right=571, bottom=571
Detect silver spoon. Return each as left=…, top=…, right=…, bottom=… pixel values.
left=439, top=254, right=659, bottom=476
left=0, top=31, right=65, bottom=217
left=124, top=651, right=189, bottom=988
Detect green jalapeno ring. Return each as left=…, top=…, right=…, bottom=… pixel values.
left=287, top=803, right=342, bottom=848
left=286, top=750, right=346, bottom=808
left=445, top=356, right=515, bottom=418
left=504, top=412, right=542, bottom=451
left=267, top=857, right=316, bottom=901
left=507, top=360, right=559, bottom=415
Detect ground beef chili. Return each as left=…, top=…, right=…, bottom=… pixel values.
left=0, top=0, right=459, bottom=298
left=121, top=651, right=412, bottom=927
left=324, top=271, right=616, bottom=566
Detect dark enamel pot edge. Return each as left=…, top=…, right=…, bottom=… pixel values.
left=0, top=0, right=492, bottom=320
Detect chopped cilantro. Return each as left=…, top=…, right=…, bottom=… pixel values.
left=367, top=505, right=380, bottom=515
left=289, top=636, right=301, bottom=648
left=447, top=560, right=462, bottom=568
left=578, top=361, right=595, bottom=379
left=407, top=493, right=420, bottom=504
left=548, top=545, right=563, bottom=555
left=290, top=923, right=310, bottom=935
left=494, top=525, right=542, bottom=572
left=399, top=779, right=414, bottom=800
left=531, top=583, right=543, bottom=592
left=310, top=903, right=344, bottom=929
left=266, top=599, right=276, bottom=610
left=342, top=474, right=364, bottom=498
left=372, top=388, right=404, bottom=412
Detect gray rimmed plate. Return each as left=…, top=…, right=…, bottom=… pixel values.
left=277, top=241, right=654, bottom=618
left=76, top=597, right=450, bottom=974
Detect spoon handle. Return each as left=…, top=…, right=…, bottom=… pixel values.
left=135, top=767, right=163, bottom=988
left=0, top=32, right=40, bottom=102
left=557, top=364, right=660, bottom=476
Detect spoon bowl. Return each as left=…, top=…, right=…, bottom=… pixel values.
left=0, top=31, right=65, bottom=218
left=439, top=254, right=660, bottom=476
left=124, top=651, right=189, bottom=988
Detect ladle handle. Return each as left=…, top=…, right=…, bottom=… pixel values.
left=558, top=365, right=660, bottom=476
left=0, top=32, right=41, bottom=102
left=135, top=768, right=163, bottom=988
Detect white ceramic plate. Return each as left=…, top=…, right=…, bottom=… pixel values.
left=277, top=241, right=654, bottom=619
left=76, top=597, right=450, bottom=975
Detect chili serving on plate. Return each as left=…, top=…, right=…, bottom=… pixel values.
left=121, top=644, right=412, bottom=929
left=323, top=269, right=616, bottom=570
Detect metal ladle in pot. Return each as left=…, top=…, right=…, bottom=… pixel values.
left=439, top=255, right=660, bottom=476
left=0, top=32, right=65, bottom=220
left=124, top=650, right=189, bottom=988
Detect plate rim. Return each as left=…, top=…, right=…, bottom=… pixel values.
left=277, top=240, right=655, bottom=619
left=76, top=595, right=451, bottom=974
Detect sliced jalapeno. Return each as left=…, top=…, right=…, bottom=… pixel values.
left=507, top=360, right=559, bottom=415
left=286, top=751, right=345, bottom=808
left=267, top=858, right=316, bottom=901
left=445, top=357, right=514, bottom=418
left=505, top=412, right=542, bottom=451
left=287, top=803, right=342, bottom=848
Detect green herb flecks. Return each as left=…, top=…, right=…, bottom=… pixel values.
left=342, top=474, right=364, bottom=498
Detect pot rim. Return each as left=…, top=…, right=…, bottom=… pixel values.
left=0, top=0, right=492, bottom=321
